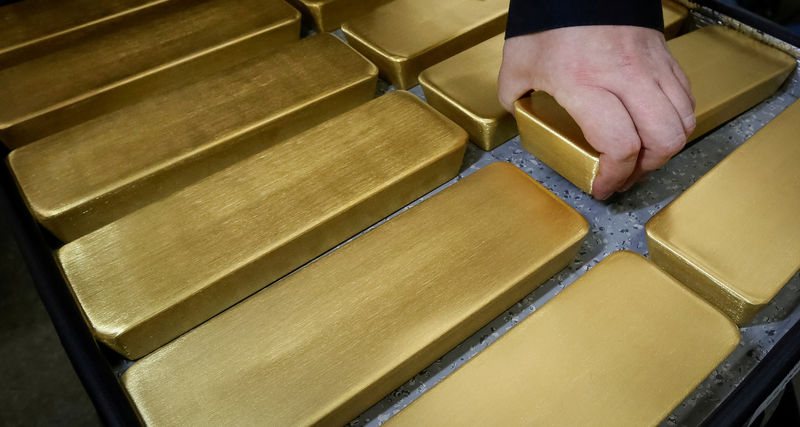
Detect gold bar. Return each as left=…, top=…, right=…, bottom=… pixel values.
left=419, top=33, right=513, bottom=151
left=663, top=0, right=689, bottom=39
left=0, top=0, right=163, bottom=55
left=647, top=100, right=800, bottom=325
left=285, top=0, right=391, bottom=31
left=122, top=162, right=588, bottom=425
left=0, top=0, right=301, bottom=149
left=515, top=25, right=796, bottom=194
left=9, top=33, right=378, bottom=242
left=418, top=5, right=689, bottom=152
left=388, top=251, right=739, bottom=426
left=341, top=0, right=507, bottom=89
left=56, top=91, right=468, bottom=359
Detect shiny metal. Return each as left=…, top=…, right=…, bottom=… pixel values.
left=285, top=0, right=391, bottom=31
left=647, top=100, right=800, bottom=325
left=9, top=33, right=377, bottom=242
left=419, top=33, right=512, bottom=151
left=515, top=25, right=796, bottom=194
left=663, top=0, right=688, bottom=39
left=0, top=0, right=163, bottom=55
left=0, top=0, right=301, bottom=149
left=121, top=162, right=588, bottom=425
left=418, top=4, right=689, bottom=152
left=388, top=251, right=739, bottom=426
left=56, top=91, right=467, bottom=360
left=341, top=0, right=507, bottom=89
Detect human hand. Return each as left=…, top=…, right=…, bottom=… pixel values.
left=498, top=25, right=696, bottom=199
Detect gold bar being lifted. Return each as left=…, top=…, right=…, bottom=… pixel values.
left=388, top=251, right=739, bottom=427
left=515, top=25, right=796, bottom=194
left=0, top=0, right=163, bottom=55
left=341, top=0, right=507, bottom=89
left=122, top=162, right=589, bottom=425
left=0, top=0, right=301, bottom=149
left=419, top=3, right=688, bottom=152
left=285, top=0, right=391, bottom=31
left=647, top=100, right=800, bottom=325
left=57, top=91, right=467, bottom=360
left=9, top=34, right=377, bottom=242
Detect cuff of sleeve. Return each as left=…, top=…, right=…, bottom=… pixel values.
left=506, top=0, right=665, bottom=39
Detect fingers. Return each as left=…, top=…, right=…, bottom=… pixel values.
left=660, top=74, right=696, bottom=137
left=555, top=88, right=640, bottom=200
left=671, top=61, right=695, bottom=110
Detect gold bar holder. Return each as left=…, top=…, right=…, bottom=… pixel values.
left=388, top=252, right=739, bottom=426
left=419, top=3, right=689, bottom=152
left=121, top=162, right=588, bottom=425
left=515, top=25, right=796, bottom=194
left=9, top=33, right=378, bottom=242
left=647, top=100, right=800, bottom=325
left=0, top=0, right=301, bottom=149
left=341, top=0, right=507, bottom=89
left=285, top=0, right=391, bottom=32
left=56, top=91, right=468, bottom=360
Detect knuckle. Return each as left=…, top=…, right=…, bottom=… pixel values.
left=609, top=135, right=641, bottom=160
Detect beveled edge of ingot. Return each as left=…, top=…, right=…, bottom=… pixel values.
left=514, top=94, right=599, bottom=194
left=0, top=0, right=303, bottom=141
left=54, top=89, right=467, bottom=360
left=419, top=66, right=516, bottom=151
left=645, top=228, right=759, bottom=325
left=662, top=0, right=689, bottom=39
left=340, top=22, right=411, bottom=88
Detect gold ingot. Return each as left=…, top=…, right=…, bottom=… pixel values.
left=122, top=162, right=588, bottom=425
left=341, top=0, right=507, bottom=89
left=9, top=33, right=378, bottom=242
left=663, top=0, right=689, bottom=39
left=285, top=0, right=391, bottom=31
left=515, top=25, right=796, bottom=194
left=418, top=4, right=688, bottom=152
left=647, top=100, right=800, bottom=325
left=0, top=0, right=301, bottom=149
left=388, top=251, right=739, bottom=426
left=0, top=0, right=162, bottom=55
left=419, top=33, right=513, bottom=151
left=57, top=91, right=468, bottom=359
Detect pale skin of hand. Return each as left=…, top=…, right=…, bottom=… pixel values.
left=498, top=25, right=696, bottom=200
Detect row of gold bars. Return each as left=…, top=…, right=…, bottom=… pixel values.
left=1, top=0, right=799, bottom=425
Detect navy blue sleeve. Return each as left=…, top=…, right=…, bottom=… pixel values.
left=506, top=0, right=665, bottom=39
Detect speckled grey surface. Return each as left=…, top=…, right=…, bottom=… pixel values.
left=340, top=43, right=800, bottom=427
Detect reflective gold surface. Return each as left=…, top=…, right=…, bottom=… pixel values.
left=647, top=100, right=800, bottom=325
left=515, top=25, right=796, bottom=194
left=341, top=0, right=507, bottom=89
left=9, top=34, right=377, bottom=242
left=56, top=91, right=467, bottom=359
left=285, top=0, right=390, bottom=31
left=0, top=0, right=163, bottom=55
left=122, top=162, right=588, bottom=425
left=0, top=0, right=301, bottom=149
left=389, top=251, right=739, bottom=427
left=419, top=33, right=514, bottom=151
left=663, top=0, right=689, bottom=39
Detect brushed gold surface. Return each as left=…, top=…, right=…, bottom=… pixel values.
left=56, top=91, right=467, bottom=359
left=122, top=162, right=589, bottom=425
left=419, top=33, right=513, bottom=151
left=418, top=4, right=688, bottom=152
left=663, top=0, right=689, bottom=39
left=9, top=33, right=378, bottom=242
left=388, top=251, right=740, bottom=427
left=515, top=25, right=796, bottom=194
left=341, top=0, right=507, bottom=89
left=0, top=0, right=301, bottom=149
left=0, top=0, right=163, bottom=55
left=285, top=0, right=391, bottom=31
left=647, top=100, right=800, bottom=325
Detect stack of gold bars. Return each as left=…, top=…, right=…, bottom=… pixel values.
left=2, top=0, right=799, bottom=425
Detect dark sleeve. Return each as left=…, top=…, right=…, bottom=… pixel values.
left=506, top=0, right=665, bottom=39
